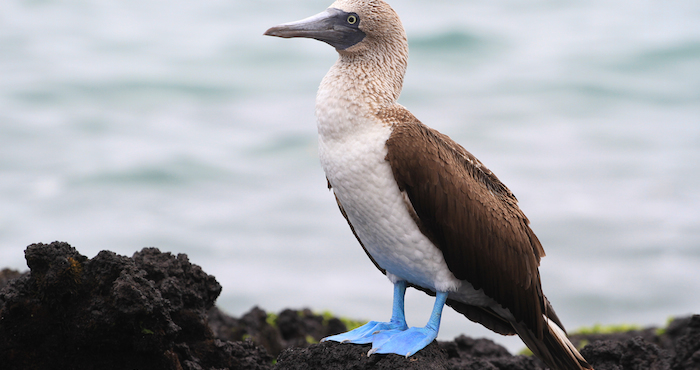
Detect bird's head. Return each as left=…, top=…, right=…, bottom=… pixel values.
left=264, top=0, right=407, bottom=58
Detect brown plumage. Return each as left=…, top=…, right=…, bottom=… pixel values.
left=381, top=107, right=590, bottom=369
left=382, top=107, right=545, bottom=330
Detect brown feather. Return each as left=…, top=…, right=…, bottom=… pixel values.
left=379, top=105, right=547, bottom=339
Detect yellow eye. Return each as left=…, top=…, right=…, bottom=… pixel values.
left=347, top=15, right=357, bottom=25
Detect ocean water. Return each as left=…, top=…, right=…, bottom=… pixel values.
left=1, top=0, right=699, bottom=353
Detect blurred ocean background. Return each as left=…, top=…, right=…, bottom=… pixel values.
left=1, top=0, right=699, bottom=353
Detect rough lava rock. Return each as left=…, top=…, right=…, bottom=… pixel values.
left=0, top=241, right=272, bottom=370
left=576, top=316, right=700, bottom=370
left=2, top=242, right=700, bottom=370
left=272, top=336, right=545, bottom=370
left=276, top=341, right=449, bottom=370
left=0, top=268, right=22, bottom=290
left=209, top=305, right=348, bottom=358
left=671, top=315, right=700, bottom=369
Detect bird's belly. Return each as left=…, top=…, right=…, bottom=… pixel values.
left=319, top=126, right=461, bottom=293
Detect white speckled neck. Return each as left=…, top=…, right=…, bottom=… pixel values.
left=315, top=48, right=407, bottom=143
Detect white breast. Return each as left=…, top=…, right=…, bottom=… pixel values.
left=316, top=110, right=462, bottom=293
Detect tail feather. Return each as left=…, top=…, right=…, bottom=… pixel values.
left=513, top=317, right=592, bottom=370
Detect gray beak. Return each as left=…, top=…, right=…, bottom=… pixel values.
left=264, top=8, right=366, bottom=50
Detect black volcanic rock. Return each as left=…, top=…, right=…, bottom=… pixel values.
left=0, top=268, right=23, bottom=290
left=580, top=336, right=671, bottom=370
left=208, top=305, right=351, bottom=358
left=671, top=315, right=700, bottom=369
left=439, top=335, right=546, bottom=369
left=0, top=241, right=272, bottom=370
left=271, top=334, right=544, bottom=370
left=2, top=241, right=699, bottom=370
left=276, top=340, right=449, bottom=370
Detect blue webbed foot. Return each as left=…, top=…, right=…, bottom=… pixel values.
left=322, top=281, right=409, bottom=344
left=368, top=325, right=438, bottom=357
left=321, top=320, right=408, bottom=344
left=323, top=282, right=448, bottom=358
left=368, top=290, right=449, bottom=357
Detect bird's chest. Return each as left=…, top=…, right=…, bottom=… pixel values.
left=317, top=122, right=399, bottom=231
left=317, top=123, right=460, bottom=292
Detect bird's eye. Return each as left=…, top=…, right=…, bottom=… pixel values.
left=347, top=15, right=358, bottom=25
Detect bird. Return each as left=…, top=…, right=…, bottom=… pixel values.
left=264, top=1, right=592, bottom=369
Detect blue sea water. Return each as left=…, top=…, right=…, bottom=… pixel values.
left=1, top=0, right=699, bottom=353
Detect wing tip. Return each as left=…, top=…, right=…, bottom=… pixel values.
left=513, top=316, right=593, bottom=370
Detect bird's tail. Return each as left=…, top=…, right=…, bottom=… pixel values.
left=513, top=316, right=593, bottom=370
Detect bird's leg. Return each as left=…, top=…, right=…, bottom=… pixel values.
left=368, top=290, right=448, bottom=357
left=321, top=280, right=409, bottom=344
left=387, top=279, right=409, bottom=329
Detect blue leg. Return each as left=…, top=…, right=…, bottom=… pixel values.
left=321, top=281, right=409, bottom=344
left=368, top=290, right=448, bottom=357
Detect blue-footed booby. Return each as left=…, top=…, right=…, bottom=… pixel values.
left=264, top=1, right=592, bottom=369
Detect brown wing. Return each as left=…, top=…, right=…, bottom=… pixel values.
left=379, top=106, right=548, bottom=337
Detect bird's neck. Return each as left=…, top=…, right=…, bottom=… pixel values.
left=339, top=51, right=407, bottom=107
left=316, top=50, right=407, bottom=140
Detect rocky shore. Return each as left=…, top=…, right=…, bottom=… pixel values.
left=1, top=242, right=698, bottom=369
